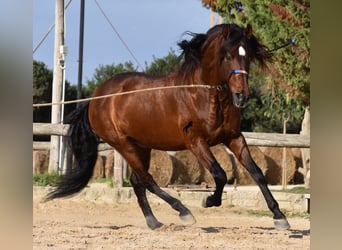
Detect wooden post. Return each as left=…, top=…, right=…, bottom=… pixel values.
left=49, top=0, right=65, bottom=173
left=113, top=150, right=123, bottom=188
left=282, top=116, right=289, bottom=190
left=300, top=107, right=310, bottom=188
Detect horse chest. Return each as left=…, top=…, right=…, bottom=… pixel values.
left=203, top=104, right=241, bottom=143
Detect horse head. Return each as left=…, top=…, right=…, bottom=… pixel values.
left=179, top=23, right=271, bottom=108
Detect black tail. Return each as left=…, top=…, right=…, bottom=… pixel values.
left=45, top=102, right=99, bottom=201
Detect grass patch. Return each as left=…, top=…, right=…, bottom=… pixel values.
left=123, top=178, right=132, bottom=187
left=246, top=209, right=273, bottom=217
left=273, top=186, right=310, bottom=194
left=33, top=172, right=60, bottom=186
left=33, top=174, right=133, bottom=188
left=89, top=178, right=113, bottom=187
left=89, top=178, right=132, bottom=187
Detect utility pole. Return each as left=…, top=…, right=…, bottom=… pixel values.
left=49, top=0, right=65, bottom=173
left=77, top=0, right=85, bottom=106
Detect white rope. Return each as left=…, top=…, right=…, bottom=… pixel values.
left=32, top=84, right=215, bottom=108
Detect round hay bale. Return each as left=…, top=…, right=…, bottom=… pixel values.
left=33, top=150, right=49, bottom=174
left=171, top=145, right=234, bottom=185
left=92, top=154, right=105, bottom=178
left=148, top=150, right=173, bottom=187
left=233, top=146, right=268, bottom=185
left=291, top=148, right=305, bottom=184
left=104, top=151, right=114, bottom=178
left=171, top=150, right=201, bottom=184
left=263, top=147, right=296, bottom=185
left=205, top=145, right=236, bottom=185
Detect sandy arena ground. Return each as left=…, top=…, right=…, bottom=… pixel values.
left=33, top=195, right=310, bottom=249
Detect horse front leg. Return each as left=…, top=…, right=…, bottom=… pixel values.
left=189, top=139, right=227, bottom=207
left=226, top=134, right=290, bottom=230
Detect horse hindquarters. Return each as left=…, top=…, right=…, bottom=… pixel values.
left=45, top=102, right=99, bottom=200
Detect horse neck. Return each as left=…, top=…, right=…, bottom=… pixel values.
left=173, top=67, right=203, bottom=85
left=200, top=43, right=224, bottom=85
left=200, top=63, right=222, bottom=86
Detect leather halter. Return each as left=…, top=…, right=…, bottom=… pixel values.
left=214, top=69, right=249, bottom=91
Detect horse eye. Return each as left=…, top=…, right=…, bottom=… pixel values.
left=226, top=54, right=232, bottom=61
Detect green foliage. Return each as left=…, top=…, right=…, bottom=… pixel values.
left=123, top=178, right=132, bottom=187
left=83, top=61, right=136, bottom=96
left=33, top=61, right=53, bottom=123
left=33, top=172, right=60, bottom=186
left=84, top=50, right=181, bottom=96
left=33, top=60, right=78, bottom=123
left=145, top=48, right=180, bottom=75
left=216, top=0, right=310, bottom=132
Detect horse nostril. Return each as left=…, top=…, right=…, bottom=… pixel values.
left=232, top=92, right=249, bottom=108
left=236, top=93, right=244, bottom=101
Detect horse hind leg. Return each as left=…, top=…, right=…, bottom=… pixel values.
left=142, top=173, right=196, bottom=226
left=120, top=144, right=195, bottom=229
left=130, top=171, right=162, bottom=229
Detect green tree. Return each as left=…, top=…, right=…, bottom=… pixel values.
left=33, top=60, right=53, bottom=123
left=203, top=0, right=310, bottom=133
left=83, top=61, right=136, bottom=96
left=85, top=50, right=181, bottom=94
left=145, top=48, right=180, bottom=75
left=33, top=60, right=77, bottom=138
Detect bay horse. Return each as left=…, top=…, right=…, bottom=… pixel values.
left=46, top=23, right=290, bottom=230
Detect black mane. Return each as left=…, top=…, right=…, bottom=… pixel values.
left=177, top=32, right=207, bottom=76
left=177, top=23, right=271, bottom=78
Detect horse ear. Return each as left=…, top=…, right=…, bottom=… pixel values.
left=222, top=25, right=230, bottom=39
left=244, top=24, right=253, bottom=39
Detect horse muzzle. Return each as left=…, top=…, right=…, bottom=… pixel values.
left=232, top=92, right=249, bottom=108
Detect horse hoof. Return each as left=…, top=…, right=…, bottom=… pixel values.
left=274, top=218, right=291, bottom=230
left=148, top=221, right=163, bottom=230
left=146, top=216, right=163, bottom=230
left=180, top=213, right=196, bottom=225
left=201, top=194, right=210, bottom=208
left=201, top=194, right=221, bottom=208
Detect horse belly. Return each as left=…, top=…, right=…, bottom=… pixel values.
left=122, top=113, right=186, bottom=151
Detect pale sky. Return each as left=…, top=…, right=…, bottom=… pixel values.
left=33, top=0, right=214, bottom=85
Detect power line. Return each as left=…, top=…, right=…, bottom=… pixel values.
left=94, top=0, right=145, bottom=72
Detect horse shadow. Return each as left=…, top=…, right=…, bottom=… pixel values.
left=201, top=226, right=310, bottom=238
left=200, top=226, right=239, bottom=233
left=253, top=226, right=310, bottom=238
left=84, top=224, right=134, bottom=230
